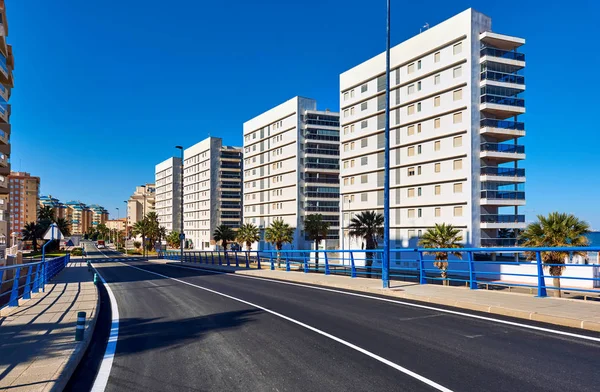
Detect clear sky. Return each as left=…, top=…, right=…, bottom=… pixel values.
left=7, top=0, right=600, bottom=228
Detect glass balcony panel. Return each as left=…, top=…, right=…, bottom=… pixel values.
left=481, top=214, right=525, bottom=223
left=480, top=118, right=524, bottom=131
left=481, top=95, right=525, bottom=107
left=480, top=167, right=525, bottom=177
left=481, top=190, right=525, bottom=200
left=480, top=47, right=525, bottom=62
left=481, top=71, right=524, bottom=85
left=481, top=143, right=525, bottom=154
left=481, top=238, right=518, bottom=247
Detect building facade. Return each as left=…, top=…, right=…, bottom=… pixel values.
left=88, top=204, right=109, bottom=227
left=339, top=9, right=526, bottom=250
left=39, top=195, right=66, bottom=220
left=155, top=157, right=182, bottom=233
left=182, top=137, right=242, bottom=250
left=64, top=201, right=93, bottom=235
left=127, top=184, right=156, bottom=229
left=106, top=218, right=126, bottom=232
left=243, top=97, right=340, bottom=251
left=8, top=172, right=40, bottom=235
left=0, top=0, right=14, bottom=243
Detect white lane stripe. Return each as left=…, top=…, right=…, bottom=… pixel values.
left=90, top=245, right=120, bottom=392
left=161, top=263, right=600, bottom=344
left=118, top=262, right=453, bottom=392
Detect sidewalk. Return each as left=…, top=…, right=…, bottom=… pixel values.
left=156, top=260, right=600, bottom=333
left=0, top=261, right=99, bottom=392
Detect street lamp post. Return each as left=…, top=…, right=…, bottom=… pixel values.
left=115, top=207, right=119, bottom=247
left=176, top=146, right=184, bottom=263
left=382, top=0, right=391, bottom=288
left=123, top=200, right=128, bottom=256
left=140, top=185, right=147, bottom=259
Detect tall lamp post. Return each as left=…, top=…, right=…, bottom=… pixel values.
left=123, top=200, right=128, bottom=256
left=140, top=185, right=147, bottom=259
left=115, top=207, right=119, bottom=247
left=382, top=0, right=391, bottom=288
left=175, top=146, right=184, bottom=262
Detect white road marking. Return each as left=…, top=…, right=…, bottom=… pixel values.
left=119, top=261, right=454, bottom=392
left=159, top=262, right=600, bottom=343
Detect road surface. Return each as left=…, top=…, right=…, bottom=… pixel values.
left=74, top=243, right=600, bottom=391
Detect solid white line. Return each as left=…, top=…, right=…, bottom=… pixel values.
left=120, top=261, right=453, bottom=392
left=160, top=262, right=600, bottom=343
left=88, top=245, right=120, bottom=392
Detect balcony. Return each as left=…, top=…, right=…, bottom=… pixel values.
left=480, top=94, right=525, bottom=117
left=480, top=71, right=525, bottom=90
left=305, top=206, right=339, bottom=212
left=305, top=148, right=339, bottom=156
left=481, top=214, right=526, bottom=229
left=480, top=118, right=525, bottom=141
left=481, top=238, right=518, bottom=247
left=480, top=47, right=525, bottom=62
left=0, top=83, right=8, bottom=102
left=0, top=175, right=5, bottom=189
left=481, top=190, right=526, bottom=206
left=305, top=163, right=339, bottom=171
left=480, top=167, right=525, bottom=183
left=304, top=177, right=339, bottom=184
left=480, top=142, right=525, bottom=162
left=0, top=153, right=7, bottom=167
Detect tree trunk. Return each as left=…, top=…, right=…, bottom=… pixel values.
left=277, top=245, right=281, bottom=268
left=553, top=277, right=562, bottom=298
left=314, top=239, right=319, bottom=272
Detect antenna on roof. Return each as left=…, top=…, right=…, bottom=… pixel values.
left=420, top=23, right=430, bottom=33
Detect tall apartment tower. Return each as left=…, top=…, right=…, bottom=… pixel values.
left=0, top=1, right=14, bottom=243
left=88, top=204, right=109, bottom=227
left=155, top=157, right=182, bottom=233
left=339, top=9, right=525, bottom=250
left=182, top=137, right=242, bottom=250
left=40, top=195, right=66, bottom=220
left=8, top=172, right=40, bottom=235
left=127, top=184, right=156, bottom=228
left=243, top=97, right=340, bottom=251
left=65, top=201, right=93, bottom=235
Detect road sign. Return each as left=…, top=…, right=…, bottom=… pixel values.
left=43, top=223, right=64, bottom=240
left=179, top=233, right=185, bottom=240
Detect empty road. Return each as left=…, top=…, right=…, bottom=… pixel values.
left=78, top=244, right=600, bottom=391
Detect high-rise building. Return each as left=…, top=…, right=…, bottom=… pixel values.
left=0, top=0, right=14, bottom=244
left=339, top=9, right=526, bottom=250
left=88, top=204, right=109, bottom=227
left=39, top=195, right=66, bottom=220
left=64, top=201, right=93, bottom=235
left=106, top=218, right=126, bottom=232
left=243, top=97, right=340, bottom=251
left=155, top=157, right=182, bottom=233
left=182, top=137, right=242, bottom=250
left=8, top=172, right=40, bottom=235
left=127, top=184, right=155, bottom=228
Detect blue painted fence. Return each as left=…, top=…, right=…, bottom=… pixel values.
left=0, top=255, right=70, bottom=309
left=158, top=247, right=600, bottom=298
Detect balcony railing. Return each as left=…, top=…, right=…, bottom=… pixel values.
left=305, top=134, right=340, bottom=142
left=480, top=238, right=518, bottom=247
left=480, top=47, right=525, bottom=62
left=0, top=53, right=7, bottom=75
left=305, top=148, right=339, bottom=156
left=305, top=177, right=339, bottom=184
left=481, top=143, right=525, bottom=154
left=304, top=192, right=339, bottom=199
left=481, top=190, right=525, bottom=200
left=481, top=95, right=525, bottom=107
left=305, top=163, right=339, bottom=170
left=480, top=118, right=524, bottom=131
left=481, top=214, right=525, bottom=223
left=305, top=206, right=339, bottom=212
left=481, top=167, right=525, bottom=177
left=481, top=71, right=525, bottom=85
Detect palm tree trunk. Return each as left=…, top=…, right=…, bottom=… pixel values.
left=553, top=277, right=562, bottom=298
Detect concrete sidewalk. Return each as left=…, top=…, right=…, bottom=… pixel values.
left=154, top=259, right=600, bottom=333
left=0, top=261, right=99, bottom=392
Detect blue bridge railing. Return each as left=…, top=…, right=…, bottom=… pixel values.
left=0, top=255, right=70, bottom=309
left=158, top=247, right=600, bottom=298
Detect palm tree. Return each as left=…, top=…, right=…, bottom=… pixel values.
left=145, top=212, right=160, bottom=247
left=38, top=206, right=55, bottom=224
left=519, top=212, right=590, bottom=297
left=213, top=224, right=236, bottom=251
left=22, top=222, right=42, bottom=252
left=236, top=223, right=260, bottom=252
left=304, top=214, right=330, bottom=271
left=132, top=219, right=151, bottom=258
left=348, top=211, right=383, bottom=277
left=55, top=218, right=71, bottom=237
left=418, top=223, right=463, bottom=286
left=265, top=219, right=295, bottom=267
left=167, top=231, right=180, bottom=249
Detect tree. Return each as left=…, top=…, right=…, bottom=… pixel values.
left=213, top=224, right=236, bottom=251
left=167, top=231, right=180, bottom=249
left=38, top=206, right=55, bottom=224
left=265, top=219, right=294, bottom=267
left=304, top=214, right=330, bottom=271
left=158, top=226, right=167, bottom=244
left=96, top=224, right=109, bottom=241
left=55, top=218, right=71, bottom=237
left=236, top=223, right=260, bottom=252
left=132, top=219, right=151, bottom=258
left=418, top=223, right=463, bottom=286
left=22, top=222, right=42, bottom=252
left=519, top=212, right=590, bottom=297
left=348, top=211, right=383, bottom=277
left=145, top=212, right=160, bottom=248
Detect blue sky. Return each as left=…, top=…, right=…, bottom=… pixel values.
left=7, top=0, right=600, bottom=228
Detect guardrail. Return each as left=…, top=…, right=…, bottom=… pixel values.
left=158, top=247, right=600, bottom=298
left=0, top=255, right=70, bottom=309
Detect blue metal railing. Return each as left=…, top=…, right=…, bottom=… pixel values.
left=0, top=255, right=70, bottom=309
left=480, top=118, right=525, bottom=131
left=158, top=247, right=600, bottom=298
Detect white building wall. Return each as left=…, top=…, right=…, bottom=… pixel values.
left=155, top=157, right=182, bottom=233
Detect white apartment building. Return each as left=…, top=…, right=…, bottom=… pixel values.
left=155, top=157, right=182, bottom=233
left=183, top=137, right=242, bottom=250
left=339, top=8, right=526, bottom=251
left=243, top=96, right=340, bottom=251
left=127, top=184, right=155, bottom=229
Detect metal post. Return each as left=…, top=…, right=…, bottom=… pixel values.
left=304, top=253, right=309, bottom=273
left=23, top=265, right=33, bottom=300
left=123, top=200, right=128, bottom=256
left=324, top=251, right=330, bottom=275
left=381, top=0, right=391, bottom=289
left=535, top=251, right=547, bottom=297
left=245, top=251, right=249, bottom=268
left=8, top=267, right=21, bottom=307
left=256, top=251, right=261, bottom=269
left=350, top=251, right=356, bottom=278
left=75, top=311, right=86, bottom=341
left=270, top=253, right=274, bottom=270
left=418, top=250, right=426, bottom=284
left=467, top=251, right=477, bottom=290
left=286, top=254, right=290, bottom=272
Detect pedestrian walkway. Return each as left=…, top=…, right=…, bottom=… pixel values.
left=153, top=259, right=600, bottom=333
left=0, top=261, right=98, bottom=392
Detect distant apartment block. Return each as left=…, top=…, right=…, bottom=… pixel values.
left=339, top=9, right=526, bottom=249
left=243, top=97, right=340, bottom=251
left=155, top=157, right=182, bottom=233
left=106, top=218, right=126, bottom=232
left=8, top=172, right=40, bottom=234
left=65, top=201, right=93, bottom=235
left=40, top=195, right=66, bottom=220
left=0, top=1, right=14, bottom=242
left=182, top=137, right=242, bottom=250
left=89, top=204, right=109, bottom=227
left=127, top=184, right=155, bottom=228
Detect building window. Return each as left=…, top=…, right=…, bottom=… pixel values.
left=361, top=84, right=368, bottom=93
left=418, top=208, right=422, bottom=218
left=434, top=96, right=440, bottom=107
left=361, top=120, right=368, bottom=129
left=453, top=42, right=462, bottom=55
left=351, top=159, right=355, bottom=168
left=361, top=138, right=368, bottom=148
left=408, top=229, right=416, bottom=238
left=453, top=66, right=462, bottom=78
left=344, top=178, right=349, bottom=186
left=407, top=84, right=415, bottom=95
left=417, top=145, right=422, bottom=154
left=417, top=166, right=422, bottom=175
left=435, top=207, right=441, bottom=217
left=417, top=123, right=422, bottom=133
left=408, top=167, right=415, bottom=176
left=408, top=146, right=415, bottom=156
left=344, top=126, right=349, bottom=135
left=408, top=63, right=415, bottom=74
left=344, top=161, right=349, bottom=169
left=361, top=102, right=368, bottom=111
left=435, top=185, right=441, bottom=195
left=453, top=89, right=462, bottom=101
left=434, top=140, right=441, bottom=151
left=454, top=206, right=463, bottom=217
left=434, top=74, right=440, bottom=85
left=407, top=105, right=415, bottom=115
left=361, top=193, right=368, bottom=202
left=408, top=209, right=415, bottom=218
left=351, top=124, right=355, bottom=133
left=350, top=89, right=355, bottom=98
left=417, top=60, right=422, bottom=70
left=417, top=102, right=421, bottom=112
left=361, top=156, right=368, bottom=166
left=417, top=187, right=422, bottom=196
left=344, top=109, right=349, bottom=118
left=408, top=188, right=415, bottom=197
left=344, top=92, right=349, bottom=101
left=453, top=112, right=462, bottom=124
left=453, top=159, right=463, bottom=170
left=407, top=125, right=415, bottom=136
left=454, top=183, right=463, bottom=193
left=344, top=144, right=349, bottom=152
left=434, top=163, right=441, bottom=173
left=361, top=174, right=368, bottom=183
left=350, top=107, right=355, bottom=115
left=350, top=141, right=355, bottom=150
left=434, top=117, right=441, bottom=129
left=434, top=51, right=440, bottom=63
left=453, top=136, right=462, bottom=147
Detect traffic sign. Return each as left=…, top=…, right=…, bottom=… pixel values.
left=179, top=233, right=185, bottom=241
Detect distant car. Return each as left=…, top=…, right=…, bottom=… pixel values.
left=97, top=240, right=106, bottom=249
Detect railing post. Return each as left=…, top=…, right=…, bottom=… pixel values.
left=225, top=251, right=230, bottom=267
left=286, top=254, right=290, bottom=272
left=535, top=250, right=547, bottom=297
left=218, top=251, right=222, bottom=266
left=245, top=251, right=249, bottom=268
left=270, top=253, right=274, bottom=270
left=32, top=264, right=40, bottom=293
left=42, top=262, right=47, bottom=292
left=8, top=267, right=21, bottom=307
left=418, top=250, right=426, bottom=284
left=256, top=251, right=261, bottom=269
left=467, top=251, right=477, bottom=290
left=324, top=251, right=330, bottom=275
left=211, top=251, right=214, bottom=265
left=304, top=253, right=309, bottom=273
left=350, top=251, right=356, bottom=278
left=23, top=265, right=33, bottom=300
left=235, top=252, right=239, bottom=267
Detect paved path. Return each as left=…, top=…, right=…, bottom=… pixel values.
left=86, top=253, right=600, bottom=392
left=0, top=261, right=98, bottom=392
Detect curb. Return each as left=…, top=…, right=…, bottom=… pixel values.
left=165, top=261, right=600, bottom=334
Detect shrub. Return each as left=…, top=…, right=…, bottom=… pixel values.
left=71, top=248, right=83, bottom=256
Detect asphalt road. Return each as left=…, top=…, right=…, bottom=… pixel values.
left=77, top=243, right=600, bottom=392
